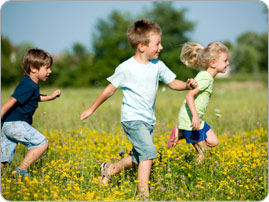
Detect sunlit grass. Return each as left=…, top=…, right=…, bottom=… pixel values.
left=1, top=81, right=268, bottom=201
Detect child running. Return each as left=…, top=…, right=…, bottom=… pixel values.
left=167, top=42, right=229, bottom=163
left=80, top=18, right=197, bottom=200
left=1, top=48, right=61, bottom=177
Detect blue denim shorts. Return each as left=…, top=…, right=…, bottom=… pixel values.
left=1, top=121, right=48, bottom=164
left=121, top=120, right=157, bottom=164
left=183, top=122, right=211, bottom=144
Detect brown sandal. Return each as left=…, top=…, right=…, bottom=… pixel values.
left=100, top=162, right=112, bottom=184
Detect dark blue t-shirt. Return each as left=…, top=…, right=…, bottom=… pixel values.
left=1, top=76, right=40, bottom=125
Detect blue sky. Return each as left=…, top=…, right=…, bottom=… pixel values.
left=1, top=1, right=268, bottom=55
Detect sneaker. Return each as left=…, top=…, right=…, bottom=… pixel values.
left=100, top=162, right=112, bottom=184
left=167, top=125, right=178, bottom=149
left=13, top=167, right=31, bottom=178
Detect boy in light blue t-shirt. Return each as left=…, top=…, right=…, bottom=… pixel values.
left=80, top=18, right=197, bottom=199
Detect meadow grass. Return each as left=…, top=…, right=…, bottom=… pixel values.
left=1, top=80, right=268, bottom=201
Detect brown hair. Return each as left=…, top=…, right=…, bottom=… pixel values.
left=180, top=42, right=228, bottom=69
left=21, top=48, right=53, bottom=74
left=127, top=18, right=162, bottom=50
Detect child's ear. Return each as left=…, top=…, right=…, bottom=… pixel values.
left=137, top=43, right=145, bottom=53
left=210, top=60, right=216, bottom=68
left=30, top=66, right=38, bottom=73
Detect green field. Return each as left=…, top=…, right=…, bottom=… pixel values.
left=1, top=80, right=268, bottom=201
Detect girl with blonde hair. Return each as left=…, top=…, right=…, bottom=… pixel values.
left=167, top=41, right=229, bottom=163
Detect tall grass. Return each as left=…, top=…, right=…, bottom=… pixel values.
left=1, top=80, right=268, bottom=201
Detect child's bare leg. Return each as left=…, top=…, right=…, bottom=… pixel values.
left=192, top=141, right=207, bottom=163
left=108, top=155, right=135, bottom=175
left=205, top=129, right=219, bottom=147
left=137, top=159, right=152, bottom=200
left=101, top=155, right=136, bottom=184
left=18, top=141, right=48, bottom=170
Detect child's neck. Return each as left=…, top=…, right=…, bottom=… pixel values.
left=134, top=52, right=150, bottom=64
left=206, top=68, right=217, bottom=78
left=28, top=74, right=39, bottom=84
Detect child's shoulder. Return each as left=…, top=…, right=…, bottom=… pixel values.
left=195, top=71, right=212, bottom=80
left=16, top=76, right=39, bottom=91
left=118, top=57, right=134, bottom=67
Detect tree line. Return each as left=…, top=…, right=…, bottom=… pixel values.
left=1, top=2, right=268, bottom=87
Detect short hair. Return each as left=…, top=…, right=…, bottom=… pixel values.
left=21, top=48, right=53, bottom=74
left=127, top=18, right=162, bottom=50
left=180, top=42, right=228, bottom=69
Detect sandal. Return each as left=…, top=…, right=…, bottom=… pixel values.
left=100, top=162, right=112, bottom=184
left=167, top=125, right=178, bottom=149
left=13, top=167, right=31, bottom=178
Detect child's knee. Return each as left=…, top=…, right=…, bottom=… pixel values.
left=43, top=140, right=49, bottom=149
left=39, top=140, right=49, bottom=150
left=211, top=138, right=219, bottom=147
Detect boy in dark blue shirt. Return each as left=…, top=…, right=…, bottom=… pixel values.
left=1, top=49, right=61, bottom=177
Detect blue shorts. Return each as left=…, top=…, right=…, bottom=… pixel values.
left=183, top=122, right=211, bottom=144
left=121, top=120, right=157, bottom=164
left=1, top=121, right=48, bottom=164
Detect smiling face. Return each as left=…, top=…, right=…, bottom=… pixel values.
left=214, top=52, right=229, bottom=73
left=143, top=33, right=163, bottom=60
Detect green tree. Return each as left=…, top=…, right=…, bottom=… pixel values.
left=1, top=36, right=34, bottom=86
left=231, top=44, right=259, bottom=73
left=231, top=32, right=268, bottom=73
left=91, top=11, right=134, bottom=85
left=52, top=42, right=94, bottom=87
left=1, top=36, right=14, bottom=86
left=1, top=36, right=12, bottom=58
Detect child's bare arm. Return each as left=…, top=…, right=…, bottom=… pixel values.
left=185, top=88, right=200, bottom=130
left=80, top=83, right=117, bottom=120
left=167, top=79, right=197, bottom=90
left=39, top=90, right=61, bottom=102
left=1, top=97, right=17, bottom=119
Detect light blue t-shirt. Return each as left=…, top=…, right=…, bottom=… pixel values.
left=107, top=56, right=176, bottom=125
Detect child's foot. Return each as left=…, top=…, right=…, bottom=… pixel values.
left=12, top=167, right=31, bottom=178
left=196, top=154, right=205, bottom=164
left=100, top=162, right=112, bottom=184
left=167, top=125, right=178, bottom=149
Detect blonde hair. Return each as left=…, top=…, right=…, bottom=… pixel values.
left=127, top=18, right=162, bottom=50
left=180, top=42, right=228, bottom=69
left=21, top=48, right=53, bottom=74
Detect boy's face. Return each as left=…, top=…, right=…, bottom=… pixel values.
left=143, top=33, right=163, bottom=60
left=35, top=65, right=52, bottom=82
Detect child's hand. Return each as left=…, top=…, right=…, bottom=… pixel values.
left=52, top=89, right=61, bottom=98
left=191, top=115, right=200, bottom=130
left=186, top=79, right=198, bottom=90
left=80, top=109, right=93, bottom=120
